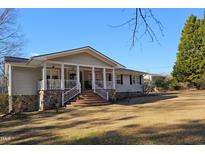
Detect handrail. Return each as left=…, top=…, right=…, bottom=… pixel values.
left=94, top=84, right=109, bottom=101
left=62, top=83, right=81, bottom=106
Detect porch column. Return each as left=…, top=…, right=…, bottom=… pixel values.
left=8, top=64, right=12, bottom=113
left=112, top=68, right=116, bottom=89
left=92, top=67, right=95, bottom=92
left=103, top=68, right=106, bottom=89
left=42, top=63, right=47, bottom=90
left=76, top=65, right=80, bottom=85
left=61, top=64, right=65, bottom=90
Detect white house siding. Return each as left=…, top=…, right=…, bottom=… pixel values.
left=50, top=51, right=113, bottom=67
left=12, top=66, right=41, bottom=95
left=115, top=74, right=143, bottom=92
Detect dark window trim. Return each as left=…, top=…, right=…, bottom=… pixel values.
left=130, top=75, right=132, bottom=85
left=139, top=75, right=142, bottom=85
left=120, top=74, right=123, bottom=85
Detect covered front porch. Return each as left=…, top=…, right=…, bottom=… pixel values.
left=37, top=61, right=116, bottom=110
left=38, top=61, right=116, bottom=91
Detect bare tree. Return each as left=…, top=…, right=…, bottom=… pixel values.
left=110, top=8, right=164, bottom=48
left=0, top=8, right=24, bottom=75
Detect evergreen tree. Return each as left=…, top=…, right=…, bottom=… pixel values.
left=173, top=14, right=205, bottom=88
left=197, top=12, right=205, bottom=88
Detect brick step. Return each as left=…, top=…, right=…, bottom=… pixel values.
left=81, top=91, right=93, bottom=94
left=78, top=95, right=102, bottom=98
left=72, top=98, right=105, bottom=102
left=78, top=95, right=102, bottom=99
left=71, top=102, right=110, bottom=107
left=71, top=99, right=106, bottom=103
left=80, top=94, right=99, bottom=96
left=67, top=90, right=109, bottom=107
left=77, top=95, right=102, bottom=98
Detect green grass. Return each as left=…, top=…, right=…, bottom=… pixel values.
left=1, top=90, right=205, bottom=144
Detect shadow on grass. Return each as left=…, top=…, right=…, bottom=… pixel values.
left=69, top=119, right=205, bottom=145
left=116, top=92, right=178, bottom=106
left=1, top=112, right=205, bottom=144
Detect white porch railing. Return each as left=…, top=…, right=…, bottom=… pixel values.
left=94, top=84, right=109, bottom=101
left=106, top=81, right=113, bottom=89
left=37, top=79, right=77, bottom=90
left=65, top=80, right=77, bottom=89
left=38, top=80, right=43, bottom=90
left=62, top=83, right=81, bottom=106
left=95, top=80, right=103, bottom=88
left=95, top=80, right=113, bottom=89
left=47, top=79, right=61, bottom=90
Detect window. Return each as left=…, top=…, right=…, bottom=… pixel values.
left=132, top=75, right=140, bottom=84
left=132, top=76, right=136, bottom=84
left=46, top=70, right=51, bottom=79
left=46, top=69, right=60, bottom=79
left=116, top=75, right=121, bottom=84
left=69, top=73, right=76, bottom=80
left=52, top=69, right=60, bottom=79
left=116, top=74, right=123, bottom=85
left=96, top=73, right=102, bottom=81
left=106, top=73, right=112, bottom=81
left=88, top=72, right=92, bottom=81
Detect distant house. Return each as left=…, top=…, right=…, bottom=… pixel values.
left=144, top=73, right=167, bottom=83
left=144, top=73, right=168, bottom=92
left=4, top=46, right=146, bottom=111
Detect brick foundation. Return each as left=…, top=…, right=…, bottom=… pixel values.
left=39, top=90, right=64, bottom=110
left=115, top=92, right=143, bottom=100
left=12, top=95, right=38, bottom=112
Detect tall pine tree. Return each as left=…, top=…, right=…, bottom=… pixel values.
left=173, top=14, right=205, bottom=88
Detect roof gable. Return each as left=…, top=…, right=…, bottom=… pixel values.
left=30, top=46, right=125, bottom=68
left=49, top=51, right=114, bottom=67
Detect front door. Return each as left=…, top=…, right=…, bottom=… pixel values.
left=83, top=70, right=92, bottom=90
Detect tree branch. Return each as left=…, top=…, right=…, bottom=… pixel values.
left=110, top=8, right=164, bottom=48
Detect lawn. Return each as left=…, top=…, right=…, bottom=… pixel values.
left=1, top=90, right=205, bottom=144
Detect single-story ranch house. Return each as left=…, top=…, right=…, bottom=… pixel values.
left=4, top=46, right=146, bottom=112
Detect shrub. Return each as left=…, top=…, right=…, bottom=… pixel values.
left=168, top=78, right=181, bottom=90
left=0, top=94, right=8, bottom=114
left=196, top=74, right=205, bottom=90
left=154, top=77, right=169, bottom=91
left=143, top=81, right=154, bottom=94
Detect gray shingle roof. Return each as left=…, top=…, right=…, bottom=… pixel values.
left=116, top=68, right=147, bottom=74
left=4, top=56, right=29, bottom=63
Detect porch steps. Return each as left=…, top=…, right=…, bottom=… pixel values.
left=68, top=90, right=110, bottom=107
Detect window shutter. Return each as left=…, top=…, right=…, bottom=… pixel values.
left=130, top=75, right=132, bottom=85
left=139, top=75, right=142, bottom=85
left=121, top=74, right=123, bottom=85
